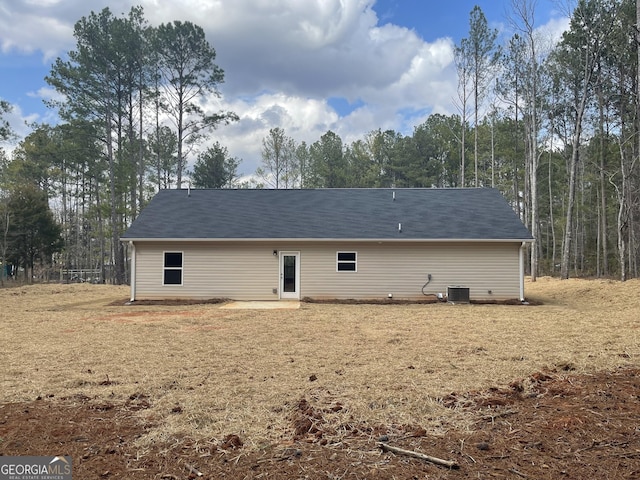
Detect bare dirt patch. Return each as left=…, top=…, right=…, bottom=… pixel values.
left=1, top=278, right=639, bottom=478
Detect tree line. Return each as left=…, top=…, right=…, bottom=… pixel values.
left=1, top=0, right=639, bottom=284
left=254, top=0, right=640, bottom=282
left=0, top=6, right=236, bottom=283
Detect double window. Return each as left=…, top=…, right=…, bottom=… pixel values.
left=163, top=252, right=183, bottom=285
left=337, top=251, right=357, bottom=272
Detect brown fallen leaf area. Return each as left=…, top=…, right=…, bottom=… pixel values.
left=1, top=277, right=639, bottom=479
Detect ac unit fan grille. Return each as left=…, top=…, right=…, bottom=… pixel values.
left=447, top=286, right=470, bottom=303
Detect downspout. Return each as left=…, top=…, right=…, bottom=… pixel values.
left=519, top=242, right=526, bottom=302
left=129, top=241, right=136, bottom=302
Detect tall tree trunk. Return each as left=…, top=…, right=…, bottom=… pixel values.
left=635, top=0, right=640, bottom=280
left=490, top=113, right=495, bottom=188
left=509, top=0, right=540, bottom=281
left=599, top=149, right=608, bottom=276
left=513, top=103, right=521, bottom=220
left=177, top=98, right=184, bottom=189
left=597, top=76, right=608, bottom=277
left=474, top=79, right=479, bottom=187
left=460, top=116, right=466, bottom=187
left=128, top=91, right=137, bottom=218
left=561, top=93, right=588, bottom=279
left=138, top=78, right=145, bottom=212
left=61, top=159, right=69, bottom=270
left=107, top=95, right=125, bottom=284
left=529, top=120, right=539, bottom=281
left=614, top=141, right=628, bottom=281
left=548, top=149, right=556, bottom=273
left=95, top=178, right=107, bottom=284
left=0, top=207, right=9, bottom=287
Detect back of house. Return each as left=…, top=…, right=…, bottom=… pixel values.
left=121, top=188, right=533, bottom=302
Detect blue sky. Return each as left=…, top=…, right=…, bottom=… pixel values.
left=376, top=0, right=564, bottom=42
left=0, top=0, right=569, bottom=175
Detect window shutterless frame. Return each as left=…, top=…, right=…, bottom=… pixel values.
left=336, top=251, right=357, bottom=272
left=163, top=251, right=183, bottom=286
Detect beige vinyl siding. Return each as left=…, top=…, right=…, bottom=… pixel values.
left=135, top=242, right=281, bottom=301
left=299, top=242, right=520, bottom=301
left=132, top=241, right=522, bottom=301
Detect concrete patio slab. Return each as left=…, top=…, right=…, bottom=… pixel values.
left=220, top=301, right=301, bottom=310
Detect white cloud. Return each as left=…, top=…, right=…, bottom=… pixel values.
left=537, top=16, right=570, bottom=47
left=208, top=93, right=340, bottom=174
left=3, top=0, right=569, bottom=176
left=0, top=101, right=38, bottom=153
left=152, top=0, right=461, bottom=173
left=0, top=1, right=75, bottom=61
left=28, top=86, right=64, bottom=104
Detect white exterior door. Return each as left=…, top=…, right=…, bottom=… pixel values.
left=279, top=252, right=300, bottom=299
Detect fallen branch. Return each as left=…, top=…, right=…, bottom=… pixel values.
left=185, top=463, right=203, bottom=477
left=378, top=442, right=459, bottom=469
left=509, top=468, right=528, bottom=478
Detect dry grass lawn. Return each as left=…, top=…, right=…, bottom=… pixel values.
left=1, top=277, right=638, bottom=451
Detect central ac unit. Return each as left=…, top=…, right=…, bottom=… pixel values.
left=447, top=286, right=470, bottom=303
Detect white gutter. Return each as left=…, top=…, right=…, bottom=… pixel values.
left=129, top=241, right=136, bottom=302
left=519, top=242, right=525, bottom=302
left=120, top=237, right=535, bottom=244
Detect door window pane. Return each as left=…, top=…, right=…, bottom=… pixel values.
left=283, top=255, right=296, bottom=292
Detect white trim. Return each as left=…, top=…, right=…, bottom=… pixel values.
left=122, top=237, right=534, bottom=243
left=519, top=242, right=525, bottom=302
left=129, top=241, right=136, bottom=302
left=336, top=251, right=357, bottom=272
left=162, top=250, right=184, bottom=286
left=279, top=251, right=300, bottom=300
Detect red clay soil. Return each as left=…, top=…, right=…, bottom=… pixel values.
left=2, top=367, right=639, bottom=479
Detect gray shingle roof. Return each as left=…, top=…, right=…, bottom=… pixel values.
left=121, top=188, right=533, bottom=241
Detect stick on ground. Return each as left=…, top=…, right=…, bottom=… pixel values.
left=378, top=442, right=460, bottom=469
left=185, top=463, right=203, bottom=477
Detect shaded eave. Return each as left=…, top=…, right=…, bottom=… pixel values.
left=121, top=237, right=534, bottom=243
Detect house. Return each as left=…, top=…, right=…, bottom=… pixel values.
left=121, top=188, right=534, bottom=302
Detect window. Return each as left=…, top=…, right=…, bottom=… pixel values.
left=163, top=252, right=183, bottom=285
left=337, top=251, right=357, bottom=272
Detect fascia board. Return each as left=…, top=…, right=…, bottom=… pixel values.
left=121, top=237, right=534, bottom=243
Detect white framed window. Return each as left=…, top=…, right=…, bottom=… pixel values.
left=163, top=251, right=183, bottom=285
left=337, top=251, right=357, bottom=272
